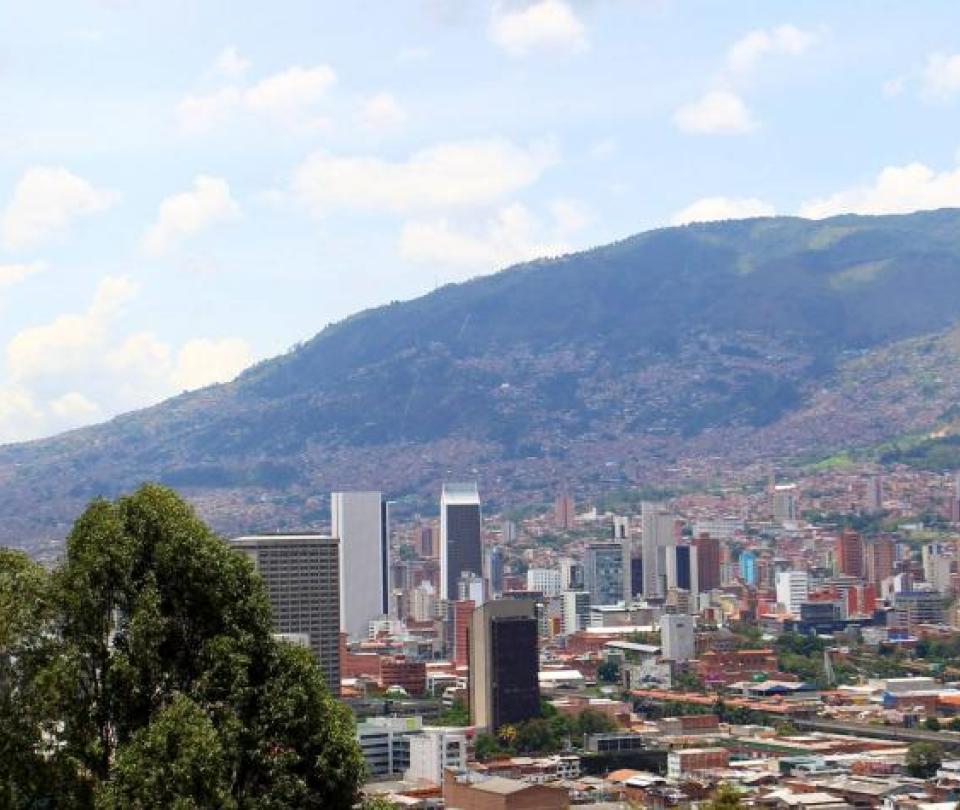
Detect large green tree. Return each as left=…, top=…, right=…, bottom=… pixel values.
left=1, top=484, right=365, bottom=809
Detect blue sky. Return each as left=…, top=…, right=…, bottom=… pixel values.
left=1, top=0, right=960, bottom=442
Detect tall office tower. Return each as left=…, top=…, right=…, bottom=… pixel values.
left=892, top=588, right=946, bottom=630
left=501, top=519, right=518, bottom=544
left=559, top=557, right=584, bottom=591
left=612, top=515, right=629, bottom=540
left=526, top=568, right=562, bottom=597
left=838, top=529, right=864, bottom=578
left=922, top=543, right=954, bottom=594
left=660, top=613, right=695, bottom=661
left=613, top=515, right=632, bottom=605
left=331, top=491, right=389, bottom=639
left=417, top=523, right=437, bottom=558
left=864, top=475, right=883, bottom=513
left=666, top=544, right=699, bottom=606
left=641, top=502, right=677, bottom=599
left=452, top=600, right=475, bottom=666
left=693, top=534, right=720, bottom=592
left=484, top=545, right=504, bottom=596
left=554, top=492, right=576, bottom=530
left=772, top=485, right=799, bottom=523
left=440, top=482, right=483, bottom=601
left=469, top=599, right=540, bottom=732
left=584, top=542, right=625, bottom=606
left=230, top=534, right=341, bottom=694
left=865, top=537, right=895, bottom=589
left=562, top=591, right=590, bottom=634
left=409, top=582, right=437, bottom=622
left=739, top=551, right=757, bottom=585
left=775, top=570, right=810, bottom=616
left=457, top=571, right=487, bottom=605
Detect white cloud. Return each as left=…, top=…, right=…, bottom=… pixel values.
left=294, top=138, right=557, bottom=217
left=489, top=0, right=588, bottom=56
left=172, top=337, right=253, bottom=391
left=0, top=386, right=43, bottom=444
left=244, top=65, right=337, bottom=115
left=176, top=63, right=336, bottom=134
left=359, top=92, right=408, bottom=131
left=589, top=137, right=618, bottom=160
left=143, top=175, right=240, bottom=254
left=922, top=52, right=960, bottom=100
left=0, top=262, right=44, bottom=289
left=799, top=160, right=960, bottom=219
left=726, top=24, right=818, bottom=75
left=49, top=391, right=100, bottom=421
left=176, top=87, right=242, bottom=134
left=400, top=199, right=586, bottom=270
left=672, top=196, right=776, bottom=225
left=7, top=275, right=137, bottom=381
left=213, top=46, right=250, bottom=80
left=1, top=167, right=117, bottom=250
left=883, top=77, right=905, bottom=98
left=673, top=90, right=757, bottom=135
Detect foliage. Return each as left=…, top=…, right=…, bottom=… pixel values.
left=597, top=660, right=621, bottom=683
left=924, top=716, right=942, bottom=732
left=906, top=742, right=943, bottom=778
left=95, top=695, right=234, bottom=809
left=474, top=733, right=507, bottom=763
left=0, top=484, right=365, bottom=809
left=435, top=699, right=470, bottom=727
left=704, top=783, right=743, bottom=810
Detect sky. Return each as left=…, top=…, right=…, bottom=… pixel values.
left=2, top=0, right=960, bottom=443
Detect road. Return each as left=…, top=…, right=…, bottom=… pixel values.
left=794, top=717, right=960, bottom=748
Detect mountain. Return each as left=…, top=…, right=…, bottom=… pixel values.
left=8, top=208, right=960, bottom=555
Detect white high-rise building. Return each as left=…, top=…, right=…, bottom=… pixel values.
left=773, top=484, right=800, bottom=524
left=527, top=567, right=562, bottom=597
left=440, top=483, right=482, bottom=601
left=660, top=613, right=695, bottom=661
left=641, top=502, right=677, bottom=599
left=332, top=491, right=389, bottom=640
left=562, top=591, right=591, bottom=634
left=775, top=570, right=810, bottom=616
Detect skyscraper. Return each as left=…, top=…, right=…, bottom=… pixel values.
left=440, top=482, right=482, bottom=601
left=469, top=599, right=540, bottom=732
left=331, top=491, right=389, bottom=639
left=484, top=545, right=504, bottom=596
left=554, top=492, right=575, bottom=530
left=641, top=502, right=677, bottom=599
left=865, top=537, right=895, bottom=588
left=229, top=534, right=341, bottom=694
left=739, top=551, right=757, bottom=585
left=838, top=529, right=864, bottom=578
left=584, top=542, right=624, bottom=606
left=665, top=544, right=699, bottom=606
left=693, top=534, right=720, bottom=592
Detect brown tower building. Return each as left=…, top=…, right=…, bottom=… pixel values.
left=838, top=529, right=864, bottom=578
left=693, top=533, right=721, bottom=592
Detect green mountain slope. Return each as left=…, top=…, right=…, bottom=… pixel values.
left=6, top=209, right=960, bottom=554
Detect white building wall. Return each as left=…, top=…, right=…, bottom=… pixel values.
left=332, top=491, right=385, bottom=639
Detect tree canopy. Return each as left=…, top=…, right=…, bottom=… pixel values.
left=0, top=484, right=364, bottom=809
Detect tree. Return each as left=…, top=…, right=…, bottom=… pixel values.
left=906, top=741, right=943, bottom=778
left=95, top=695, right=234, bottom=809
left=514, top=717, right=558, bottom=754
left=597, top=660, right=621, bottom=683
left=1, top=485, right=365, bottom=808
left=575, top=708, right=617, bottom=736
left=924, top=716, right=942, bottom=732
left=704, top=783, right=743, bottom=810
left=474, top=733, right=505, bottom=762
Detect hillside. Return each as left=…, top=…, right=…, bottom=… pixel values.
left=6, top=209, right=960, bottom=555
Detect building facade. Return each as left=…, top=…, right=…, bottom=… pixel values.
left=229, top=534, right=341, bottom=694
left=441, top=482, right=483, bottom=601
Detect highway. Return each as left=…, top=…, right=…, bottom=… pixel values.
left=794, top=717, right=960, bottom=748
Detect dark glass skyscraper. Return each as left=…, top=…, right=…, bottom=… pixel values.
left=440, top=482, right=482, bottom=601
